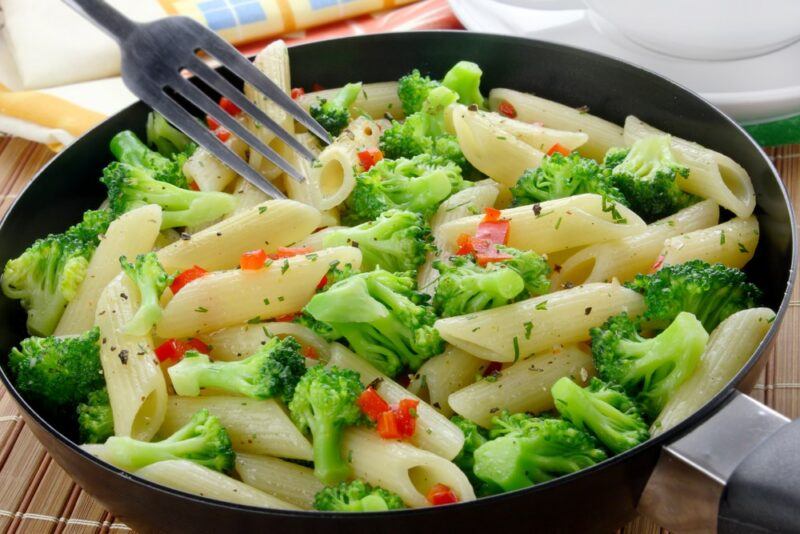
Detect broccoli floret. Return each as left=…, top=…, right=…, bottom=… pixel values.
left=8, top=327, right=104, bottom=413
left=313, top=480, right=406, bottom=511
left=626, top=260, right=763, bottom=332
left=295, top=311, right=342, bottom=342
left=344, top=154, right=465, bottom=224
left=510, top=152, right=627, bottom=206
left=119, top=253, right=171, bottom=336
left=432, top=247, right=550, bottom=317
left=110, top=130, right=193, bottom=188
left=1, top=209, right=111, bottom=335
left=441, top=60, right=485, bottom=108
left=102, top=408, right=234, bottom=471
left=473, top=413, right=607, bottom=491
left=101, top=162, right=236, bottom=229
left=168, top=336, right=305, bottom=402
left=606, top=135, right=697, bottom=222
left=146, top=112, right=195, bottom=158
left=77, top=387, right=114, bottom=444
left=322, top=210, right=433, bottom=273
left=304, top=270, right=443, bottom=377
left=590, top=312, right=708, bottom=418
left=551, top=377, right=649, bottom=454
left=288, top=365, right=364, bottom=484
left=310, top=82, right=363, bottom=137
left=451, top=415, right=488, bottom=488
left=397, top=69, right=440, bottom=116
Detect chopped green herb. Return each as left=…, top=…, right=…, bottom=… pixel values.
left=535, top=301, right=548, bottom=311
left=263, top=297, right=270, bottom=306
left=281, top=260, right=290, bottom=274
left=512, top=336, right=520, bottom=362
left=258, top=206, right=268, bottom=214
left=523, top=321, right=533, bottom=339
left=194, top=306, right=208, bottom=313
left=247, top=316, right=261, bottom=324
left=738, top=242, right=749, bottom=253
left=555, top=216, right=563, bottom=230
left=720, top=231, right=726, bottom=245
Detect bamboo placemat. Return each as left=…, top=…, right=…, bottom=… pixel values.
left=0, top=136, right=797, bottom=533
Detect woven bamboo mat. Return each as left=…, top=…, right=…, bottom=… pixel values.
left=0, top=136, right=796, bottom=533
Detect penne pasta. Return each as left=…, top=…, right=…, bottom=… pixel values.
left=343, top=428, right=475, bottom=508
left=157, top=200, right=321, bottom=272
left=435, top=282, right=646, bottom=362
left=489, top=88, right=625, bottom=161
left=157, top=246, right=362, bottom=338
left=552, top=200, right=720, bottom=287
left=182, top=136, right=247, bottom=193
left=229, top=176, right=272, bottom=216
left=658, top=216, right=759, bottom=269
left=201, top=321, right=332, bottom=363
left=297, top=81, right=403, bottom=120
left=96, top=274, right=168, bottom=441
left=624, top=116, right=756, bottom=217
left=135, top=460, right=298, bottom=509
left=235, top=453, right=324, bottom=510
left=437, top=194, right=646, bottom=256
left=652, top=307, right=774, bottom=435
left=158, top=396, right=313, bottom=460
left=407, top=345, right=488, bottom=417
left=55, top=204, right=162, bottom=336
left=449, top=344, right=595, bottom=427
left=327, top=343, right=465, bottom=460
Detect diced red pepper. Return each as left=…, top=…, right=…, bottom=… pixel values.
left=395, top=398, right=419, bottom=437
left=358, top=387, right=391, bottom=421
left=268, top=246, right=314, bottom=260
left=186, top=338, right=210, bottom=353
left=475, top=248, right=514, bottom=267
left=275, top=313, right=300, bottom=322
left=377, top=410, right=402, bottom=439
left=215, top=127, right=231, bottom=142
left=482, top=207, right=502, bottom=223
left=301, top=346, right=319, bottom=360
left=154, top=338, right=209, bottom=362
left=357, top=147, right=383, bottom=171
left=206, top=116, right=220, bottom=130
left=650, top=254, right=666, bottom=273
left=427, top=484, right=459, bottom=505
left=498, top=100, right=517, bottom=118
left=188, top=181, right=200, bottom=191
left=170, top=266, right=209, bottom=294
left=482, top=361, right=503, bottom=377
left=240, top=249, right=268, bottom=270
left=316, top=275, right=328, bottom=290
left=475, top=220, right=510, bottom=246
left=311, top=82, right=325, bottom=92
left=547, top=143, right=570, bottom=157
left=291, top=87, right=306, bottom=100
left=456, top=233, right=476, bottom=256
left=219, top=96, right=241, bottom=116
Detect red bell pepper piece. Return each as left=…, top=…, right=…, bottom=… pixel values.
left=240, top=249, right=268, bottom=270
left=357, top=147, right=384, bottom=171
left=170, top=266, right=208, bottom=294
left=291, top=87, right=306, bottom=100
left=358, top=387, right=391, bottom=421
left=268, top=247, right=314, bottom=260
left=301, top=346, right=319, bottom=360
left=219, top=96, right=241, bottom=116
left=395, top=398, right=419, bottom=437
left=154, top=338, right=209, bottom=362
left=377, top=410, right=402, bottom=439
left=498, top=100, right=517, bottom=118
left=427, top=484, right=459, bottom=505
left=547, top=143, right=571, bottom=157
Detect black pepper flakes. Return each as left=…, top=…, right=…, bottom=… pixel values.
left=554, top=264, right=562, bottom=273
left=118, top=350, right=129, bottom=364
left=584, top=307, right=592, bottom=315
left=180, top=232, right=192, bottom=241
left=120, top=292, right=128, bottom=300
left=468, top=104, right=478, bottom=111
left=532, top=203, right=542, bottom=216
left=489, top=407, right=499, bottom=413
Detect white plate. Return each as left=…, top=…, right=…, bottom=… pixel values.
left=449, top=0, right=800, bottom=123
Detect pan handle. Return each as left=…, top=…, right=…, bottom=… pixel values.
left=638, top=391, right=795, bottom=533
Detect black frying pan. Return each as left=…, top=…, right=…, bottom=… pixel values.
left=0, top=32, right=797, bottom=533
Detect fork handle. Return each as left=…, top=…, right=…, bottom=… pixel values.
left=62, top=0, right=136, bottom=42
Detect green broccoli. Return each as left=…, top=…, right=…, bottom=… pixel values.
left=1, top=209, right=111, bottom=335
left=441, top=60, right=485, bottom=108
left=625, top=260, right=763, bottom=332
left=110, top=130, right=193, bottom=188
left=322, top=210, right=433, bottom=273
left=432, top=247, right=550, bottom=317
left=313, top=480, right=406, bottom=511
left=451, top=415, right=489, bottom=489
left=146, top=112, right=195, bottom=158
left=590, top=312, right=708, bottom=418
left=77, top=387, right=114, bottom=444
left=605, top=135, right=698, bottom=222
left=102, top=408, right=234, bottom=471
left=8, top=327, right=104, bottom=413
left=472, top=413, right=606, bottom=491
left=288, top=365, right=365, bottom=485
left=119, top=253, right=171, bottom=336
left=344, top=154, right=465, bottom=224
left=168, top=336, right=306, bottom=403
left=304, top=270, right=443, bottom=376
left=510, top=152, right=627, bottom=206
left=397, top=69, right=440, bottom=116
left=310, top=82, right=363, bottom=137
left=101, top=162, right=236, bottom=229
left=551, top=377, right=649, bottom=454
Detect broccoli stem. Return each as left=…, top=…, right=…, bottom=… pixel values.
left=310, top=421, right=350, bottom=485
left=110, top=131, right=152, bottom=168
left=332, top=83, right=363, bottom=109
left=146, top=112, right=194, bottom=157
left=442, top=61, right=485, bottom=108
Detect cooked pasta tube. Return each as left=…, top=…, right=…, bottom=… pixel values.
left=158, top=396, right=313, bottom=460
left=201, top=321, right=332, bottom=363
left=469, top=106, right=589, bottom=152
left=342, top=428, right=475, bottom=508
left=182, top=136, right=247, bottom=193
left=489, top=88, right=625, bottom=161
left=157, top=200, right=321, bottom=272
left=407, top=345, right=488, bottom=417
left=449, top=344, right=595, bottom=427
left=552, top=200, right=720, bottom=287
left=624, top=116, right=755, bottom=217
left=157, top=246, right=361, bottom=338
left=658, top=216, right=759, bottom=269
left=652, top=307, right=774, bottom=435
left=297, top=81, right=403, bottom=120
left=311, top=141, right=358, bottom=210
left=437, top=194, right=646, bottom=256
left=327, top=343, right=465, bottom=460
left=96, top=274, right=167, bottom=440
left=135, top=460, right=298, bottom=509
left=55, top=204, right=162, bottom=336
left=451, top=104, right=544, bottom=187
left=230, top=176, right=273, bottom=216
left=235, top=453, right=323, bottom=510
left=435, top=282, right=645, bottom=362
